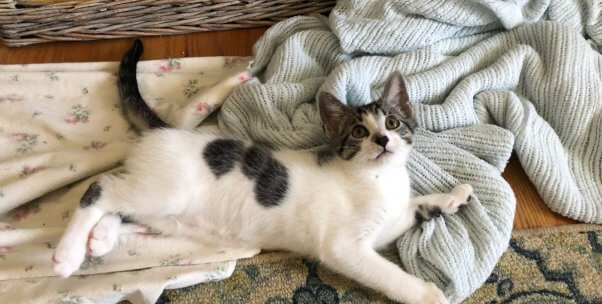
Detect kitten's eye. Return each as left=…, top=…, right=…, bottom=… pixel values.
left=385, top=116, right=400, bottom=130
left=351, top=125, right=369, bottom=138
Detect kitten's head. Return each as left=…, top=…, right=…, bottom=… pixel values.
left=318, top=72, right=416, bottom=165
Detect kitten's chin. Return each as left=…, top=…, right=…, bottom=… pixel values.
left=371, top=148, right=409, bottom=165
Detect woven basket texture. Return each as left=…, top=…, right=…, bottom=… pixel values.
left=0, top=0, right=335, bottom=47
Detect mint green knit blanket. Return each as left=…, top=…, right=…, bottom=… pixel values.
left=218, top=1, right=602, bottom=302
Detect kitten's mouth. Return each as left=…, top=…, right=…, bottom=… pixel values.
left=375, top=150, right=392, bottom=160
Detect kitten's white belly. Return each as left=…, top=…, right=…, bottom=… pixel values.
left=172, top=172, right=260, bottom=247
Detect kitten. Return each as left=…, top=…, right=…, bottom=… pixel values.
left=52, top=40, right=473, bottom=304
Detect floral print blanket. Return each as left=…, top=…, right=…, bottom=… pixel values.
left=0, top=57, right=259, bottom=303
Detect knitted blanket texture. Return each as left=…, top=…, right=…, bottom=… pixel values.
left=217, top=0, right=602, bottom=302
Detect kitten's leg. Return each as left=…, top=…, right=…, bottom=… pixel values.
left=374, top=184, right=474, bottom=248
left=53, top=182, right=107, bottom=277
left=88, top=213, right=122, bottom=257
left=53, top=206, right=104, bottom=277
left=412, top=184, right=473, bottom=221
left=322, top=243, right=448, bottom=304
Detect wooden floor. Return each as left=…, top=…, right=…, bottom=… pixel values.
left=0, top=29, right=577, bottom=230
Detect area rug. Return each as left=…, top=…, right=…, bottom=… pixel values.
left=158, top=224, right=602, bottom=303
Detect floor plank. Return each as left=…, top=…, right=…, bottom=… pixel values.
left=0, top=29, right=577, bottom=229
left=503, top=154, right=577, bottom=229
left=0, top=28, right=267, bottom=63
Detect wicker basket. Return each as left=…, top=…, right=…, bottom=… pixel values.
left=0, top=0, right=335, bottom=47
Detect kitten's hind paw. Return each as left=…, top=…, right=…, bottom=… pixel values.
left=52, top=245, right=85, bottom=278
left=88, top=216, right=120, bottom=257
left=88, top=232, right=118, bottom=257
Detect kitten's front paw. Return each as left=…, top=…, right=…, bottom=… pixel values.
left=441, top=184, right=474, bottom=214
left=418, top=282, right=449, bottom=304
left=452, top=184, right=473, bottom=200
left=52, top=245, right=85, bottom=278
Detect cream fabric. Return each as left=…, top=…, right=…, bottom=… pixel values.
left=0, top=57, right=259, bottom=303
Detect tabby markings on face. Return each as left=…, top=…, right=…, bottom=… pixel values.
left=318, top=72, right=416, bottom=163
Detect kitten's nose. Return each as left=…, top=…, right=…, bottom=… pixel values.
left=375, top=135, right=389, bottom=148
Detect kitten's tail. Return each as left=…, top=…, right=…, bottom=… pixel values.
left=118, top=39, right=170, bottom=131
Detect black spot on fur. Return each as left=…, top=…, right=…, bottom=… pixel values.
left=203, top=139, right=244, bottom=178
left=415, top=211, right=426, bottom=223
left=316, top=148, right=335, bottom=165
left=428, top=207, right=442, bottom=218
left=240, top=145, right=289, bottom=207
left=80, top=182, right=102, bottom=208
left=242, top=145, right=271, bottom=179
left=415, top=205, right=442, bottom=223
left=255, top=158, right=289, bottom=207
left=117, top=213, right=135, bottom=223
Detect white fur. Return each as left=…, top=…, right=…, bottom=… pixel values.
left=53, top=118, right=472, bottom=304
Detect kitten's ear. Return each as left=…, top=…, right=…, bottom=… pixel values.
left=382, top=72, right=415, bottom=126
left=318, top=92, right=356, bottom=139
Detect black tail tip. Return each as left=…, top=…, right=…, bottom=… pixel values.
left=126, top=38, right=144, bottom=59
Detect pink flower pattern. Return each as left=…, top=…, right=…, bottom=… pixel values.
left=196, top=102, right=214, bottom=115
left=177, top=258, right=193, bottom=266
left=84, top=141, right=107, bottom=151
left=0, top=94, right=24, bottom=103
left=63, top=104, right=90, bottom=124
left=11, top=133, right=26, bottom=141
left=0, top=57, right=248, bottom=285
left=11, top=201, right=41, bottom=221
left=20, top=165, right=45, bottom=178
left=11, top=133, right=39, bottom=154
left=63, top=115, right=78, bottom=124
left=160, top=254, right=194, bottom=266
left=159, top=58, right=182, bottom=73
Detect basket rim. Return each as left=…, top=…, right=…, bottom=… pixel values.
left=0, top=0, right=336, bottom=47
